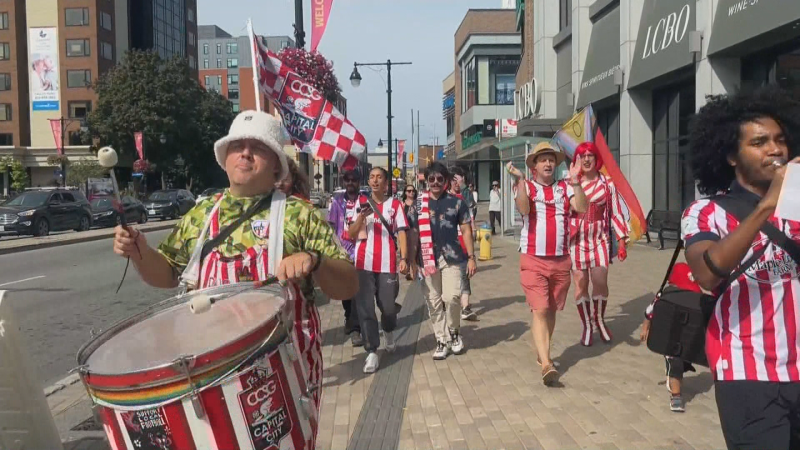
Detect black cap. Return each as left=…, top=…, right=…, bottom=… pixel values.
left=342, top=169, right=360, bottom=180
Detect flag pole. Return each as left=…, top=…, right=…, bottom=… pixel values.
left=247, top=19, right=262, bottom=112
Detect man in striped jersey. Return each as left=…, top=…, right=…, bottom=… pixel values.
left=508, top=142, right=587, bottom=385
left=682, top=87, right=800, bottom=449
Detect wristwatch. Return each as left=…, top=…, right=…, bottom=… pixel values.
left=307, top=250, right=323, bottom=273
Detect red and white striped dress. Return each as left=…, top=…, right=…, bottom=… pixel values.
left=683, top=197, right=800, bottom=382
left=569, top=175, right=628, bottom=270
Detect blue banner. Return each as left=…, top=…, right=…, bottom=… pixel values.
left=32, top=101, right=59, bottom=111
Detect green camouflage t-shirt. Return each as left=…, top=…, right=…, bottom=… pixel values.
left=158, top=190, right=349, bottom=297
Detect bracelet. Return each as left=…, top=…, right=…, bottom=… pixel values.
left=468, top=254, right=476, bottom=261
left=307, top=250, right=323, bottom=273
left=702, top=249, right=728, bottom=278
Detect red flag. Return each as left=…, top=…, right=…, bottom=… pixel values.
left=134, top=132, right=144, bottom=160
left=311, top=0, right=334, bottom=52
left=49, top=119, right=63, bottom=156
left=397, top=140, right=406, bottom=167
left=250, top=24, right=366, bottom=169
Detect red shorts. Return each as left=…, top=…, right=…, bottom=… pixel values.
left=519, top=253, right=572, bottom=311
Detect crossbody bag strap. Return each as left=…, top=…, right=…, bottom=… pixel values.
left=656, top=240, right=684, bottom=296
left=366, top=197, right=397, bottom=244
left=199, top=194, right=272, bottom=263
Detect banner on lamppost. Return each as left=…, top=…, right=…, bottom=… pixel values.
left=311, top=0, right=334, bottom=52
left=134, top=132, right=144, bottom=160
left=397, top=140, right=406, bottom=167
left=49, top=119, right=63, bottom=155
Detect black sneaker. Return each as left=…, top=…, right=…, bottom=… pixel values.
left=670, top=394, right=685, bottom=412
left=461, top=306, right=478, bottom=321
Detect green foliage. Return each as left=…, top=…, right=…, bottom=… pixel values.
left=87, top=49, right=229, bottom=190
left=0, top=156, right=29, bottom=192
left=46, top=154, right=70, bottom=166
left=66, top=158, right=108, bottom=188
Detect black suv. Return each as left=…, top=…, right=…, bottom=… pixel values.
left=0, top=189, right=93, bottom=237
left=144, top=189, right=195, bottom=220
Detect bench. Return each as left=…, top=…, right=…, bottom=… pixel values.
left=646, top=209, right=682, bottom=250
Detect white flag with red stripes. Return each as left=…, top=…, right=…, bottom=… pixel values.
left=248, top=21, right=363, bottom=170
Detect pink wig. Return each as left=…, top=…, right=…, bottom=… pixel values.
left=574, top=141, right=603, bottom=171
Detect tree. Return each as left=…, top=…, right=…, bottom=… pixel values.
left=0, top=156, right=29, bottom=192
left=278, top=48, right=341, bottom=102
left=65, top=158, right=108, bottom=188
left=86, top=49, right=207, bottom=189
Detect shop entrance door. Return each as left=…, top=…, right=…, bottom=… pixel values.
left=653, top=81, right=696, bottom=213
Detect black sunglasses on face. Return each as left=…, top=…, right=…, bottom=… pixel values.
left=427, top=175, right=445, bottom=183
left=343, top=178, right=358, bottom=183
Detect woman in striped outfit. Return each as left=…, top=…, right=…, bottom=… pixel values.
left=569, top=142, right=629, bottom=346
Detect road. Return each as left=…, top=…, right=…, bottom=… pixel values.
left=0, top=229, right=177, bottom=387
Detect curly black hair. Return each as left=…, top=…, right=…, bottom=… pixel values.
left=689, top=86, right=800, bottom=195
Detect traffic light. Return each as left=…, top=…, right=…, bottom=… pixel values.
left=409, top=153, right=414, bottom=163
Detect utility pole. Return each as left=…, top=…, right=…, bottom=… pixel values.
left=294, top=0, right=310, bottom=181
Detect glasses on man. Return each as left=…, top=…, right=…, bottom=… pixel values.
left=427, top=175, right=445, bottom=183
left=343, top=178, right=358, bottom=183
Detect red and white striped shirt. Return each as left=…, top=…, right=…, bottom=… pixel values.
left=352, top=196, right=408, bottom=273
left=683, top=195, right=800, bottom=382
left=516, top=179, right=574, bottom=257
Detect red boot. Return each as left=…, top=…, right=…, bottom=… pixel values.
left=577, top=298, right=593, bottom=346
left=593, top=297, right=612, bottom=343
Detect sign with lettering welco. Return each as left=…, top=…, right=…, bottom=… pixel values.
left=707, top=0, right=800, bottom=56
left=514, top=78, right=541, bottom=120
left=577, top=7, right=621, bottom=109
left=628, top=0, right=695, bottom=89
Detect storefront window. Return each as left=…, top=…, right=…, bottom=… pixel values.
left=596, top=107, right=620, bottom=166
left=652, top=81, right=695, bottom=213
left=742, top=38, right=800, bottom=100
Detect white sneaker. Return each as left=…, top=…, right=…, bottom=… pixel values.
left=384, top=330, right=396, bottom=353
left=432, top=342, right=449, bottom=360
left=449, top=329, right=465, bottom=355
left=363, top=352, right=380, bottom=374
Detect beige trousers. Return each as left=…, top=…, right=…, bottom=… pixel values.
left=421, top=256, right=464, bottom=343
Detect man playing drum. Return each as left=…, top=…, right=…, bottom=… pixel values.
left=112, top=110, right=357, bottom=447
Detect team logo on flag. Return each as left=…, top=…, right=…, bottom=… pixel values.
left=238, top=366, right=293, bottom=450
left=278, top=72, right=325, bottom=145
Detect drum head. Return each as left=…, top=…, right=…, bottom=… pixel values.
left=83, top=284, right=285, bottom=374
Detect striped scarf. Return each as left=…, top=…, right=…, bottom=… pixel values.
left=418, top=191, right=438, bottom=276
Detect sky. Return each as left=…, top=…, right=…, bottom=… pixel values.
left=196, top=0, right=506, bottom=155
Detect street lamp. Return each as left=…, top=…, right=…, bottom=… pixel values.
left=350, top=59, right=412, bottom=195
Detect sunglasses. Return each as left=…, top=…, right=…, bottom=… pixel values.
left=427, top=175, right=445, bottom=183
left=405, top=189, right=415, bottom=193
left=343, top=178, right=358, bottom=183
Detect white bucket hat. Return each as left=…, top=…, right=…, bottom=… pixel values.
left=214, top=110, right=289, bottom=182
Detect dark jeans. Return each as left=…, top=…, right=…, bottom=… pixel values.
left=716, top=380, right=800, bottom=450
left=342, top=299, right=360, bottom=334
left=489, top=211, right=501, bottom=235
left=355, top=270, right=399, bottom=352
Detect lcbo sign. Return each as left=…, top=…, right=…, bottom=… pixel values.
left=514, top=78, right=541, bottom=121
left=641, top=4, right=691, bottom=59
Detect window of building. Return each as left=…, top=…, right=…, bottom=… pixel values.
left=741, top=38, right=800, bottom=101
left=0, top=73, right=9, bottom=91
left=461, top=57, right=476, bottom=113
left=216, top=43, right=222, bottom=54
left=67, top=70, right=91, bottom=88
left=217, top=75, right=222, bottom=85
left=188, top=9, right=195, bottom=23
left=227, top=58, right=238, bottom=68
left=228, top=90, right=239, bottom=100
left=100, top=41, right=113, bottom=60
left=66, top=39, right=90, bottom=57
left=189, top=55, right=196, bottom=68
left=188, top=31, right=195, bottom=47
left=559, top=0, right=572, bottom=31
left=653, top=81, right=695, bottom=213
left=68, top=101, right=91, bottom=119
left=0, top=134, right=12, bottom=145
left=227, top=42, right=238, bottom=54
left=216, top=58, right=222, bottom=68
left=228, top=74, right=239, bottom=85
left=596, top=107, right=620, bottom=166
left=232, top=103, right=240, bottom=113
left=100, top=12, right=112, bottom=30
left=65, top=8, right=90, bottom=26
left=460, top=56, right=520, bottom=111
left=0, top=12, right=8, bottom=30
left=204, top=75, right=211, bottom=85
left=203, top=59, right=208, bottom=69
left=0, top=43, right=9, bottom=60
left=281, top=40, right=290, bottom=49
left=0, top=104, right=11, bottom=121
left=203, top=43, right=208, bottom=54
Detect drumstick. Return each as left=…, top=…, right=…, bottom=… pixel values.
left=97, top=147, right=127, bottom=228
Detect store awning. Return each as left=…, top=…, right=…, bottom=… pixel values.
left=707, top=0, right=800, bottom=56
left=577, top=6, right=621, bottom=109
left=628, top=0, right=696, bottom=89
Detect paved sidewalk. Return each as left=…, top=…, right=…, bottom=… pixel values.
left=51, top=228, right=725, bottom=449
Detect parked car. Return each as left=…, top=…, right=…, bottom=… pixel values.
left=91, top=196, right=148, bottom=228
left=309, top=190, right=330, bottom=208
left=196, top=188, right=222, bottom=203
left=144, top=189, right=195, bottom=220
left=0, top=189, right=93, bottom=237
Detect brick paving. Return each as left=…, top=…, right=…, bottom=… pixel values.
left=52, top=216, right=727, bottom=450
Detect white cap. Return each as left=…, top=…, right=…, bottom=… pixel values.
left=214, top=110, right=289, bottom=182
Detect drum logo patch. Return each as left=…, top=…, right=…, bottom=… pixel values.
left=251, top=220, right=270, bottom=240
left=120, top=408, right=176, bottom=450
left=238, top=367, right=293, bottom=450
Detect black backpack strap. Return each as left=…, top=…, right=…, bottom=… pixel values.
left=200, top=194, right=272, bottom=263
